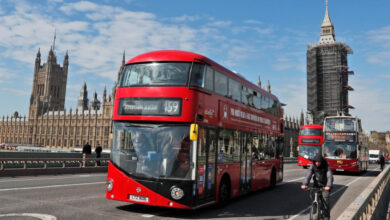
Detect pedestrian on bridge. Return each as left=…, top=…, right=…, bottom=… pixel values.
left=379, top=154, right=385, bottom=171
left=95, top=145, right=102, bottom=166
left=301, top=154, right=333, bottom=220
left=82, top=142, right=92, bottom=167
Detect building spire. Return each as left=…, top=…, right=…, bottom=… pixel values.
left=267, top=80, right=271, bottom=93
left=319, top=0, right=336, bottom=44
left=52, top=29, right=56, bottom=51
left=122, top=50, right=126, bottom=66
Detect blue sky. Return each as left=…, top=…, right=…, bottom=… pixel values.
left=0, top=0, right=389, bottom=132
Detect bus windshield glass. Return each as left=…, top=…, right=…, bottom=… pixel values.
left=299, top=128, right=322, bottom=136
left=298, top=145, right=321, bottom=160
left=325, top=118, right=356, bottom=132
left=111, top=122, right=191, bottom=180
left=120, top=62, right=204, bottom=87
left=324, top=142, right=357, bottom=159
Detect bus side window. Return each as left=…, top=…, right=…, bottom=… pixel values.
left=264, top=135, right=275, bottom=159
left=190, top=63, right=205, bottom=87
left=233, top=130, right=241, bottom=162
left=214, top=71, right=228, bottom=96
left=258, top=134, right=267, bottom=160
left=251, top=135, right=260, bottom=160
left=218, top=129, right=234, bottom=163
left=204, top=66, right=214, bottom=91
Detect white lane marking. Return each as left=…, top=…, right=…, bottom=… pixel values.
left=0, top=174, right=107, bottom=183
left=277, top=177, right=304, bottom=186
left=141, top=214, right=155, bottom=218
left=0, top=213, right=57, bottom=220
left=287, top=174, right=365, bottom=220
left=0, top=181, right=105, bottom=192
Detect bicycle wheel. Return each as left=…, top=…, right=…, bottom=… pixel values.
left=310, top=202, right=319, bottom=220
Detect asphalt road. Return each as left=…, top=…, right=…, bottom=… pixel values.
left=0, top=163, right=383, bottom=220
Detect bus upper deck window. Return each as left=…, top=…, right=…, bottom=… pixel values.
left=190, top=63, right=205, bottom=87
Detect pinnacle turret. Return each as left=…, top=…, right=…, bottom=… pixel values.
left=319, top=0, right=336, bottom=44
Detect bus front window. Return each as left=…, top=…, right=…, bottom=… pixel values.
left=324, top=142, right=357, bottom=159
left=298, top=145, right=321, bottom=160
left=111, top=122, right=192, bottom=180
left=120, top=62, right=192, bottom=87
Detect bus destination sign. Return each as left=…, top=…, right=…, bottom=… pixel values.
left=301, top=138, right=320, bottom=144
left=118, top=98, right=182, bottom=116
left=325, top=132, right=356, bottom=142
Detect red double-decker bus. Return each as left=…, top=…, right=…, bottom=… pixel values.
left=106, top=50, right=284, bottom=209
left=323, top=115, right=368, bottom=173
left=297, top=124, right=323, bottom=168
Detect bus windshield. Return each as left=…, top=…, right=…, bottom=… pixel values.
left=325, top=118, right=356, bottom=132
left=111, top=122, right=191, bottom=180
left=120, top=62, right=204, bottom=87
left=299, top=128, right=322, bottom=136
left=298, top=145, right=321, bottom=160
left=324, top=142, right=357, bottom=159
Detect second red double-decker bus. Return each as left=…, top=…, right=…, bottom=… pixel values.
left=297, top=124, right=323, bottom=168
left=323, top=115, right=368, bottom=173
left=106, top=50, right=284, bottom=209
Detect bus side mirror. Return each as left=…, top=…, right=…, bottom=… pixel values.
left=190, top=124, right=198, bottom=141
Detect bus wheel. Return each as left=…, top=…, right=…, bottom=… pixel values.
left=303, top=166, right=308, bottom=169
left=218, top=178, right=230, bottom=207
left=270, top=169, right=276, bottom=188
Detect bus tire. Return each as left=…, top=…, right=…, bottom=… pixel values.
left=270, top=168, right=276, bottom=188
left=218, top=177, right=230, bottom=207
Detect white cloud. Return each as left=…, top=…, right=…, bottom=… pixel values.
left=273, top=52, right=306, bottom=72
left=349, top=77, right=390, bottom=131
left=0, top=87, right=29, bottom=96
left=60, top=1, right=99, bottom=15
left=367, top=51, right=390, bottom=65
left=244, top=20, right=263, bottom=25
left=171, top=15, right=201, bottom=23
left=367, top=25, right=390, bottom=65
left=276, top=80, right=306, bottom=119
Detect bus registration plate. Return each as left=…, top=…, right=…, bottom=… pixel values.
left=129, top=195, right=149, bottom=202
left=336, top=169, right=344, bottom=171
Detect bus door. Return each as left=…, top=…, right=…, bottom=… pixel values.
left=240, top=132, right=252, bottom=194
left=196, top=127, right=217, bottom=204
left=251, top=134, right=268, bottom=190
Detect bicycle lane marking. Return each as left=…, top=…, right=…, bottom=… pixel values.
left=0, top=173, right=107, bottom=183
left=0, top=181, right=105, bottom=192
left=287, top=175, right=364, bottom=220
left=277, top=177, right=305, bottom=186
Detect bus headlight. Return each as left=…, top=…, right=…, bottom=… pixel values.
left=170, top=186, right=184, bottom=200
left=106, top=180, right=113, bottom=192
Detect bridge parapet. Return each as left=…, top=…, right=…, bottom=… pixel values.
left=0, top=158, right=108, bottom=176
left=337, top=165, right=390, bottom=220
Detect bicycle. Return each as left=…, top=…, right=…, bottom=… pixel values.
left=307, top=187, right=327, bottom=220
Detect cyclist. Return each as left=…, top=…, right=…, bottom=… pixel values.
left=301, top=154, right=333, bottom=220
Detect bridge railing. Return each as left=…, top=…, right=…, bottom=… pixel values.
left=0, top=158, right=109, bottom=172
left=337, top=165, right=390, bottom=220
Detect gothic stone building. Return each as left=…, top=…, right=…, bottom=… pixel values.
left=0, top=46, right=122, bottom=150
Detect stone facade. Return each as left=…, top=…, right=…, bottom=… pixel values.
left=0, top=44, right=122, bottom=150
left=283, top=114, right=303, bottom=157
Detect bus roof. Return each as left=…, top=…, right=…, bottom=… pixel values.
left=126, top=50, right=281, bottom=105
left=300, top=124, right=323, bottom=129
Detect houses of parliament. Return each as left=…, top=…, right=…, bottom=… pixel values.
left=0, top=41, right=126, bottom=150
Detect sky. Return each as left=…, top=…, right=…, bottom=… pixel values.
left=0, top=0, right=389, bottom=132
